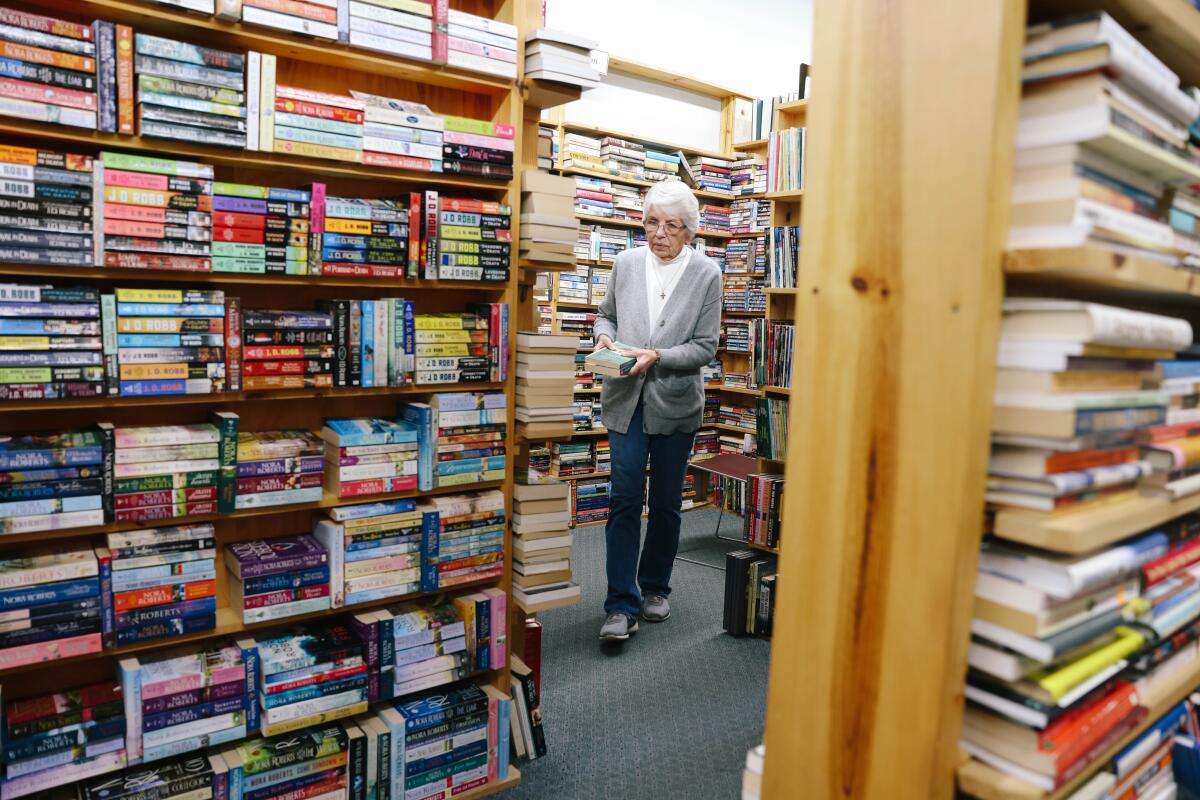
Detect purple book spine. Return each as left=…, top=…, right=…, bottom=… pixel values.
left=213, top=196, right=268, bottom=214
left=142, top=678, right=243, bottom=715
left=230, top=537, right=329, bottom=579
left=235, top=456, right=325, bottom=477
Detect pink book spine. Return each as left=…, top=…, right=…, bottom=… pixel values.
left=484, top=587, right=506, bottom=670
left=486, top=691, right=498, bottom=782
left=210, top=663, right=247, bottom=686
left=430, top=0, right=448, bottom=63
left=308, top=182, right=325, bottom=276
left=492, top=123, right=515, bottom=139
left=0, top=77, right=96, bottom=109
left=447, top=37, right=516, bottom=62
left=104, top=169, right=170, bottom=191
left=0, top=632, right=101, bottom=669
left=141, top=674, right=202, bottom=700
left=441, top=130, right=514, bottom=152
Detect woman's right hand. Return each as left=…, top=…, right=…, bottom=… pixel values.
left=594, top=335, right=615, bottom=351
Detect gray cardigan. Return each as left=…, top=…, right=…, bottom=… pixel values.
left=593, top=245, right=723, bottom=435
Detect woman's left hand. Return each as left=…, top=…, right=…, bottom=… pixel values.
left=622, top=348, right=660, bottom=376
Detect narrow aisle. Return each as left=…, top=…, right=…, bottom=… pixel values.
left=506, top=508, right=772, bottom=800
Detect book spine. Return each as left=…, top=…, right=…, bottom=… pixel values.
left=96, top=546, right=114, bottom=649
left=259, top=53, right=276, bottom=153
left=94, top=20, right=116, bottom=132
left=240, top=639, right=260, bottom=733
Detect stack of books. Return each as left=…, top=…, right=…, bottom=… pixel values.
left=241, top=308, right=334, bottom=391
left=722, top=274, right=766, bottom=313
left=353, top=91, right=443, bottom=174
left=719, top=400, right=758, bottom=433
left=0, top=7, right=98, bottom=131
left=316, top=498, right=435, bottom=608
left=599, top=136, right=645, bottom=181
left=0, top=146, right=93, bottom=268
left=1011, top=12, right=1200, bottom=261
left=575, top=174, right=615, bottom=218
left=692, top=429, right=719, bottom=461
left=240, top=0, right=337, bottom=39
left=411, top=310, right=490, bottom=385
left=133, top=34, right=246, bottom=149
left=686, top=156, right=735, bottom=194
left=0, top=679, right=126, bottom=798
left=106, top=524, right=218, bottom=645
left=550, top=440, right=592, bottom=477
left=79, top=751, right=231, bottom=800
left=731, top=156, right=767, bottom=196
left=320, top=417, right=421, bottom=499
left=724, top=550, right=777, bottom=637
left=989, top=299, right=1189, bottom=515
left=571, top=476, right=609, bottom=526
left=120, top=641, right=254, bottom=764
left=442, top=115, right=512, bottom=180
left=270, top=86, right=362, bottom=163
left=251, top=623, right=368, bottom=736
left=0, top=282, right=104, bottom=401
left=211, top=183, right=309, bottom=275
left=698, top=203, right=732, bottom=234
left=446, top=11, right=517, bottom=78
left=235, top=430, right=325, bottom=510
left=561, top=131, right=602, bottom=173
left=722, top=319, right=753, bottom=352
left=108, top=287, right=227, bottom=397
left=515, top=331, right=579, bottom=439
left=642, top=149, right=679, bottom=182
left=0, top=546, right=102, bottom=670
left=728, top=198, right=764, bottom=235
left=113, top=423, right=224, bottom=522
left=353, top=600, right=469, bottom=702
left=523, top=29, right=600, bottom=89
left=584, top=345, right=635, bottom=378
left=346, top=0, right=431, bottom=59
left=769, top=225, right=801, bottom=288
left=520, top=169, right=577, bottom=266
left=743, top=474, right=784, bottom=548
left=537, top=124, right=555, bottom=170
left=99, top=153, right=214, bottom=272
left=220, top=723, right=349, bottom=799
left=436, top=197, right=512, bottom=280
left=702, top=359, right=723, bottom=387
left=225, top=535, right=331, bottom=624
left=312, top=194, right=408, bottom=279
left=766, top=127, right=805, bottom=193
left=756, top=396, right=790, bottom=461
left=427, top=490, right=505, bottom=589
left=703, top=394, right=719, bottom=426
left=572, top=395, right=598, bottom=432
left=421, top=392, right=506, bottom=488
left=512, top=480, right=578, bottom=611
left=556, top=266, right=589, bottom=304
left=590, top=266, right=611, bottom=304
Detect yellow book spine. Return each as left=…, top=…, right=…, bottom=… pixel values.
left=414, top=331, right=486, bottom=343
left=119, top=363, right=192, bottom=381
left=260, top=701, right=368, bottom=737
left=1035, top=626, right=1144, bottom=702
left=0, top=336, right=48, bottom=350
left=439, top=226, right=482, bottom=241
left=414, top=316, right=468, bottom=330
left=324, top=218, right=371, bottom=234
left=273, top=139, right=362, bottom=164
left=115, top=288, right=184, bottom=303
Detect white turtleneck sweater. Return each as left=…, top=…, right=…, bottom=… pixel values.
left=644, top=245, right=692, bottom=328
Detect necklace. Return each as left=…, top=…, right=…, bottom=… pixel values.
left=653, top=252, right=688, bottom=300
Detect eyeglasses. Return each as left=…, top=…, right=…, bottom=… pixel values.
left=643, top=218, right=686, bottom=236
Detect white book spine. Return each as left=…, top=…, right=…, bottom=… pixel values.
left=258, top=53, right=276, bottom=152
left=260, top=687, right=364, bottom=724
left=142, top=711, right=243, bottom=749
left=241, top=5, right=338, bottom=39
left=349, top=1, right=432, bottom=32
left=245, top=51, right=260, bottom=151
left=241, top=595, right=330, bottom=624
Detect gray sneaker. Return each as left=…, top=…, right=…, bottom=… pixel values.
left=641, top=594, right=671, bottom=622
left=599, top=613, right=638, bottom=641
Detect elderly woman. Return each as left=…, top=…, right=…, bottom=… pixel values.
left=593, top=180, right=722, bottom=642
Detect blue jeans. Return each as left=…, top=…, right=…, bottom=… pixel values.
left=604, top=400, right=696, bottom=618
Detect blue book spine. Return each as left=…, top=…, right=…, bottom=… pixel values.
left=362, top=300, right=374, bottom=389
left=119, top=380, right=189, bottom=396
left=242, top=566, right=329, bottom=595
left=0, top=495, right=102, bottom=517
left=474, top=596, right=490, bottom=672
left=98, top=550, right=113, bottom=649
left=0, top=448, right=103, bottom=469
left=241, top=640, right=260, bottom=734
left=115, top=596, right=217, bottom=630
left=267, top=187, right=311, bottom=203
left=420, top=510, right=439, bottom=592
left=346, top=584, right=419, bottom=607
left=0, top=479, right=103, bottom=501
left=112, top=558, right=215, bottom=586
left=403, top=300, right=414, bottom=381
left=404, top=739, right=487, bottom=778
left=497, top=693, right=510, bottom=780
left=118, top=334, right=222, bottom=347
left=115, top=612, right=215, bottom=645
left=0, top=578, right=99, bottom=610
left=112, top=566, right=217, bottom=593
left=116, top=303, right=225, bottom=317
left=436, top=456, right=505, bottom=476
left=344, top=541, right=419, bottom=561
left=143, top=695, right=245, bottom=732
left=328, top=498, right=417, bottom=521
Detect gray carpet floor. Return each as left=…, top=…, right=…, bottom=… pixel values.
left=502, top=507, right=772, bottom=800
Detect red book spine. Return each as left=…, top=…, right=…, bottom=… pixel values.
left=523, top=618, right=542, bottom=708
left=114, top=501, right=217, bottom=522
left=104, top=252, right=212, bottom=271
left=320, top=263, right=403, bottom=278
left=113, top=579, right=216, bottom=612
left=263, top=663, right=367, bottom=695
left=337, top=476, right=418, bottom=498
left=430, top=0, right=449, bottom=63
left=225, top=296, right=242, bottom=392
left=1041, top=682, right=1139, bottom=770
left=1143, top=539, right=1200, bottom=588
left=361, top=152, right=437, bottom=172
left=423, top=190, right=438, bottom=280
left=407, top=191, right=421, bottom=279
left=212, top=211, right=266, bottom=231
left=113, top=486, right=217, bottom=509
left=213, top=226, right=264, bottom=244
left=237, top=472, right=324, bottom=494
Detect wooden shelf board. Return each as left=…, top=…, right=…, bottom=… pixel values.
left=708, top=422, right=757, bottom=435
left=0, top=480, right=505, bottom=548
left=992, top=490, right=1200, bottom=555
left=1004, top=246, right=1199, bottom=302
left=518, top=259, right=578, bottom=273
left=1088, top=124, right=1200, bottom=183
left=0, top=118, right=507, bottom=191
left=0, top=571, right=503, bottom=677
left=714, top=385, right=765, bottom=397
left=576, top=213, right=642, bottom=229
left=561, top=119, right=734, bottom=160
left=607, top=55, right=748, bottom=102
left=0, top=382, right=506, bottom=414
left=1031, top=0, right=1200, bottom=89
left=764, top=190, right=805, bottom=200
left=558, top=166, right=654, bottom=188
left=558, top=470, right=611, bottom=480
left=571, top=429, right=609, bottom=437
left=733, top=139, right=769, bottom=150
left=574, top=388, right=602, bottom=394
left=694, top=189, right=738, bottom=201
left=728, top=231, right=768, bottom=239
left=747, top=541, right=780, bottom=555
left=764, top=287, right=802, bottom=295
left=0, top=264, right=511, bottom=291
left=57, top=0, right=511, bottom=94
left=776, top=99, right=809, bottom=114
left=723, top=310, right=767, bottom=317
left=556, top=300, right=598, bottom=309
left=956, top=657, right=1200, bottom=799
left=763, top=385, right=792, bottom=395
left=698, top=229, right=735, bottom=240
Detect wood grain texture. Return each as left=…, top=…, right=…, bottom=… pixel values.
left=759, top=1, right=1026, bottom=797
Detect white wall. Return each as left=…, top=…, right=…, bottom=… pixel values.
left=544, top=0, right=813, bottom=153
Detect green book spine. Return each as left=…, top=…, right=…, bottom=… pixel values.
left=210, top=410, right=239, bottom=513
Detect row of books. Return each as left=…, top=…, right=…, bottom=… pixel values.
left=574, top=223, right=646, bottom=264
left=723, top=234, right=767, bottom=274
left=768, top=225, right=801, bottom=288
left=751, top=319, right=794, bottom=389
left=724, top=550, right=777, bottom=638
left=560, top=133, right=681, bottom=183
left=555, top=263, right=611, bottom=307
left=765, top=127, right=805, bottom=194
left=755, top=396, right=789, bottom=462
left=733, top=93, right=806, bottom=142
left=723, top=275, right=766, bottom=314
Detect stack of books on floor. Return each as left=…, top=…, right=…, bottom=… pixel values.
left=0, top=426, right=107, bottom=536
left=113, top=423, right=224, bottom=522
left=0, top=147, right=94, bottom=268
left=211, top=183, right=309, bottom=275
left=99, top=154, right=214, bottom=272
left=315, top=498, right=434, bottom=608
left=571, top=475, right=609, bottom=527
left=251, top=622, right=367, bottom=736
left=436, top=196, right=512, bottom=279
left=225, top=535, right=330, bottom=624
left=320, top=417, right=421, bottom=499
left=107, top=524, right=218, bottom=645
left=0, top=678, right=126, bottom=798
left=355, top=91, right=444, bottom=175
left=446, top=10, right=516, bottom=78
left=0, top=8, right=98, bottom=131
left=235, top=429, right=325, bottom=510
left=524, top=29, right=600, bottom=89
left=133, top=34, right=246, bottom=149
left=756, top=396, right=789, bottom=461
left=515, top=331, right=578, bottom=439
left=441, top=115, right=511, bottom=180
left=766, top=127, right=804, bottom=193
left=561, top=131, right=603, bottom=174
left=220, top=723, right=351, bottom=800
left=345, top=0, right=430, bottom=58
left=241, top=308, right=334, bottom=391
left=108, top=286, right=227, bottom=397
left=0, top=546, right=102, bottom=670
left=520, top=169, right=577, bottom=267
left=1011, top=12, right=1200, bottom=263
left=120, top=641, right=253, bottom=764
left=724, top=550, right=777, bottom=638
left=427, top=490, right=505, bottom=589
left=0, top=284, right=104, bottom=402
left=511, top=479, right=578, bottom=611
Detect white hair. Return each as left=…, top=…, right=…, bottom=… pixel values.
left=644, top=180, right=700, bottom=234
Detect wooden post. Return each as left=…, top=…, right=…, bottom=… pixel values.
left=760, top=1, right=1026, bottom=797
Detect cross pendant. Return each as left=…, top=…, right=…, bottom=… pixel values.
left=660, top=291, right=666, bottom=299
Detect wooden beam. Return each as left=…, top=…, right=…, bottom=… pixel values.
left=759, top=0, right=1026, bottom=797
left=607, top=55, right=749, bottom=99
